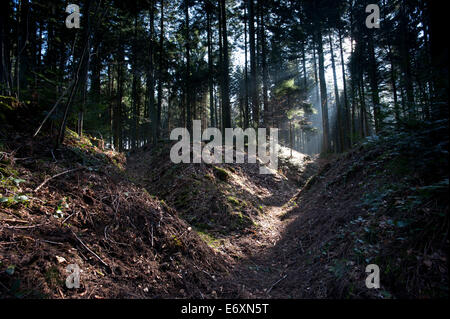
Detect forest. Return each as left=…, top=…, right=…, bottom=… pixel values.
left=0, top=0, right=448, bottom=301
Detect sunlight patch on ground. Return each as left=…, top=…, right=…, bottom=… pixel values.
left=278, top=145, right=311, bottom=169
left=227, top=169, right=273, bottom=200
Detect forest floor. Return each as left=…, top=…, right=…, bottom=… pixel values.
left=127, top=144, right=322, bottom=298
left=127, top=133, right=448, bottom=299
left=0, top=99, right=448, bottom=298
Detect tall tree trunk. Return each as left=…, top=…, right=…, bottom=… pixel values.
left=17, top=0, right=31, bottom=100
left=301, top=39, right=307, bottom=89
left=218, top=0, right=223, bottom=132
left=220, top=0, right=231, bottom=130
left=366, top=33, right=381, bottom=132
left=78, top=0, right=93, bottom=137
left=312, top=42, right=320, bottom=106
left=259, top=0, right=269, bottom=127
left=316, top=29, right=331, bottom=153
left=206, top=1, right=215, bottom=127
left=399, top=2, right=415, bottom=119
left=57, top=0, right=95, bottom=146
left=107, top=62, right=114, bottom=146
left=387, top=44, right=400, bottom=124
left=338, top=27, right=350, bottom=149
left=0, top=0, right=12, bottom=95
left=166, top=87, right=172, bottom=136
left=248, top=0, right=258, bottom=126
left=131, top=13, right=139, bottom=149
left=243, top=1, right=249, bottom=129
left=349, top=1, right=355, bottom=144
left=90, top=37, right=101, bottom=104
left=329, top=32, right=343, bottom=152
left=156, top=0, right=164, bottom=139
left=428, top=0, right=448, bottom=120
left=359, top=78, right=369, bottom=137
left=116, top=49, right=124, bottom=151
left=45, top=3, right=57, bottom=100
left=148, top=2, right=156, bottom=144
left=185, top=0, right=191, bottom=132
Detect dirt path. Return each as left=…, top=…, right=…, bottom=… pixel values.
left=216, top=177, right=305, bottom=298
left=197, top=147, right=320, bottom=298
left=126, top=144, right=320, bottom=298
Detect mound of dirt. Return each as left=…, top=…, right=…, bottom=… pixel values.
left=0, top=132, right=227, bottom=298
left=126, top=142, right=317, bottom=247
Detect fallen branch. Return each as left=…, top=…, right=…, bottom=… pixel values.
left=4, top=224, right=43, bottom=229
left=62, top=212, right=77, bottom=224
left=34, top=167, right=83, bottom=192
left=0, top=218, right=29, bottom=224
left=40, top=239, right=64, bottom=245
left=72, top=230, right=109, bottom=267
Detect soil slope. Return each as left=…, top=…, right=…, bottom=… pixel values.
left=1, top=115, right=447, bottom=299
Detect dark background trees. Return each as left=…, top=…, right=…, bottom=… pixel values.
left=0, top=0, right=447, bottom=154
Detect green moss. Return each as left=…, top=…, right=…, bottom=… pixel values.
left=227, top=196, right=240, bottom=206
left=231, top=211, right=253, bottom=230
left=0, top=166, right=20, bottom=177
left=196, top=230, right=220, bottom=248
left=213, top=166, right=229, bottom=181
left=0, top=165, right=23, bottom=194
left=0, top=96, right=18, bottom=111
left=171, top=235, right=183, bottom=247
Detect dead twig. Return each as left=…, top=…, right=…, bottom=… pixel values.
left=72, top=230, right=109, bottom=267
left=40, top=239, right=64, bottom=245
left=34, top=167, right=83, bottom=192
left=4, top=223, right=43, bottom=229
left=151, top=225, right=154, bottom=247
left=0, top=218, right=29, bottom=224
left=104, top=225, right=129, bottom=246
left=51, top=149, right=57, bottom=162
left=0, top=241, right=18, bottom=246
left=62, top=212, right=77, bottom=224
left=267, top=274, right=287, bottom=294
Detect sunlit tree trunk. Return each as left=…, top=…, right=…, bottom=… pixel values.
left=243, top=1, right=249, bottom=129
left=329, top=32, right=342, bottom=152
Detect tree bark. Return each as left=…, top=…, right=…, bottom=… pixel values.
left=156, top=0, right=164, bottom=139
left=316, top=29, right=331, bottom=153
left=185, top=0, right=191, bottom=132
left=206, top=1, right=215, bottom=127
left=220, top=0, right=231, bottom=130
left=329, top=32, right=343, bottom=152
left=148, top=2, right=156, bottom=144
left=259, top=0, right=269, bottom=127
left=248, top=0, right=258, bottom=126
